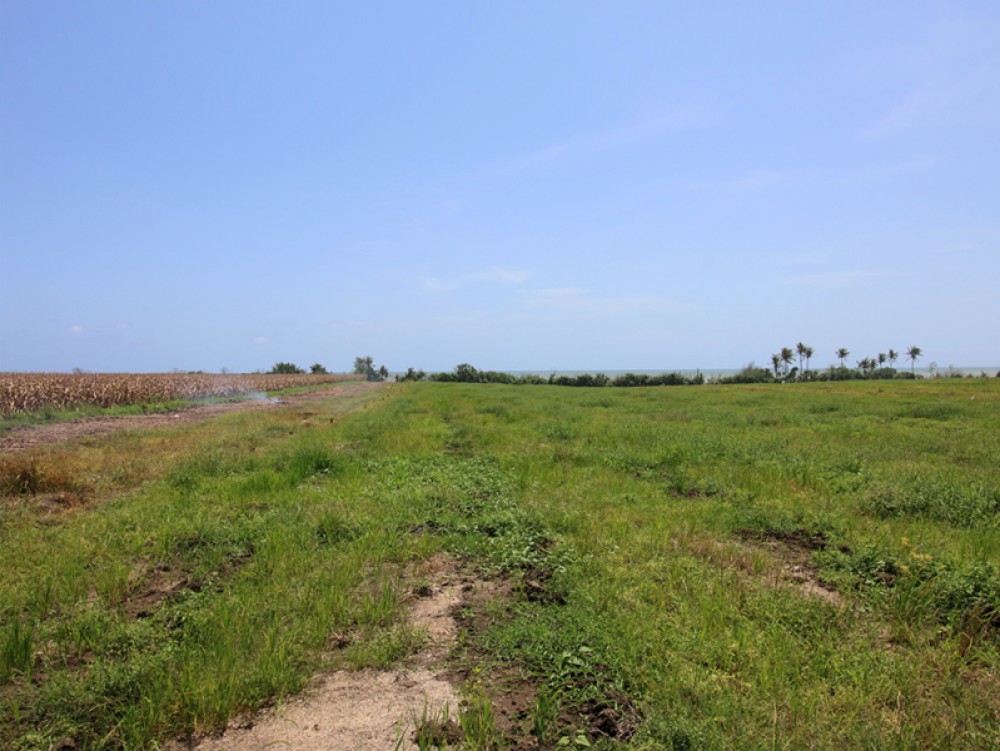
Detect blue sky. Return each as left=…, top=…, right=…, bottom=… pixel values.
left=2, top=1, right=998, bottom=373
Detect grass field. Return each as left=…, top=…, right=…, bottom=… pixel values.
left=1, top=379, right=997, bottom=749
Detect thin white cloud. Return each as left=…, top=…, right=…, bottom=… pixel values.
left=692, top=157, right=939, bottom=194
left=790, top=252, right=832, bottom=266
left=931, top=242, right=978, bottom=256
left=523, top=287, right=691, bottom=315
left=68, top=325, right=83, bottom=334
left=864, top=71, right=997, bottom=138
left=253, top=336, right=269, bottom=344
left=467, top=267, right=528, bottom=284
left=784, top=271, right=885, bottom=288
left=418, top=266, right=528, bottom=293
left=497, top=105, right=720, bottom=173
left=688, top=168, right=797, bottom=192
left=527, top=287, right=587, bottom=302
left=417, top=276, right=451, bottom=294
left=861, top=10, right=1000, bottom=137
left=844, top=156, right=943, bottom=184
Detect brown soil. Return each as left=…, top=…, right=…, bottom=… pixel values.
left=0, top=382, right=384, bottom=453
left=735, top=528, right=843, bottom=605
left=181, top=558, right=465, bottom=751
left=124, top=547, right=255, bottom=619
left=450, top=571, right=638, bottom=750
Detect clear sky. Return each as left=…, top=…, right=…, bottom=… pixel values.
left=2, top=1, right=998, bottom=374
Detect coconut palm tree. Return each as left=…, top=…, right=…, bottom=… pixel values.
left=888, top=349, right=898, bottom=369
left=836, top=347, right=849, bottom=367
left=781, top=347, right=795, bottom=378
left=796, top=342, right=807, bottom=377
left=878, top=352, right=887, bottom=370
left=906, top=346, right=923, bottom=375
left=770, top=353, right=782, bottom=379
left=804, top=345, right=815, bottom=373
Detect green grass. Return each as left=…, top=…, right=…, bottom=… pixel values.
left=1, top=379, right=997, bottom=749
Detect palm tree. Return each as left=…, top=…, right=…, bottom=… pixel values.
left=781, top=347, right=795, bottom=378
left=878, top=352, right=887, bottom=370
left=836, top=347, right=849, bottom=367
left=796, top=342, right=807, bottom=377
left=906, top=346, right=923, bottom=375
left=804, top=345, right=815, bottom=373
left=888, top=349, right=898, bottom=369
left=770, top=353, right=782, bottom=379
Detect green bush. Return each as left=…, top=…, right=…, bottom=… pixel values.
left=269, top=362, right=305, bottom=374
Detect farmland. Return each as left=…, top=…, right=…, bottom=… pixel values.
left=0, top=372, right=359, bottom=419
left=1, top=378, right=998, bottom=749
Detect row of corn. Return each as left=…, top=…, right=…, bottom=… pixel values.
left=0, top=372, right=358, bottom=417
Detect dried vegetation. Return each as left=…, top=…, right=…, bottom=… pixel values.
left=0, top=372, right=358, bottom=417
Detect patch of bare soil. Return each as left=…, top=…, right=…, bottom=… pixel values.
left=125, top=548, right=255, bottom=620
left=182, top=558, right=465, bottom=751
left=0, top=382, right=382, bottom=453
left=735, top=528, right=845, bottom=605
left=450, top=571, right=638, bottom=750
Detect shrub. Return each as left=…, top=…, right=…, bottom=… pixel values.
left=396, top=367, right=426, bottom=382
left=270, top=362, right=305, bottom=374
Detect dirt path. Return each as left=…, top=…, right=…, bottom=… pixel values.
left=0, top=382, right=383, bottom=453
left=183, top=560, right=465, bottom=751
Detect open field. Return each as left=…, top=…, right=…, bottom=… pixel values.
left=0, top=372, right=360, bottom=419
left=1, top=379, right=998, bottom=750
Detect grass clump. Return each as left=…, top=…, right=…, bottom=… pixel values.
left=861, top=472, right=999, bottom=527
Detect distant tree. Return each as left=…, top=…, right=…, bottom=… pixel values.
left=310, top=363, right=328, bottom=374
left=770, top=353, right=782, bottom=379
left=877, top=352, right=887, bottom=370
left=353, top=355, right=387, bottom=382
left=270, top=362, right=305, bottom=374
left=836, top=348, right=849, bottom=367
left=454, top=363, right=480, bottom=382
left=804, top=345, right=815, bottom=373
left=888, top=349, right=898, bottom=369
left=906, top=345, right=923, bottom=375
left=353, top=356, right=374, bottom=375
left=780, top=347, right=795, bottom=378
left=796, top=342, right=808, bottom=377
left=397, top=367, right=426, bottom=382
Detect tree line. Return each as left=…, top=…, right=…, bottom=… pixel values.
left=262, top=356, right=389, bottom=382
left=393, top=344, right=985, bottom=388
left=764, top=343, right=925, bottom=382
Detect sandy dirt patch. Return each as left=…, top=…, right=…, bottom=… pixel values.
left=0, top=382, right=382, bottom=453
left=183, top=561, right=464, bottom=751
left=735, top=527, right=844, bottom=605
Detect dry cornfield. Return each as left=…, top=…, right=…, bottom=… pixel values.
left=0, top=372, right=360, bottom=418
